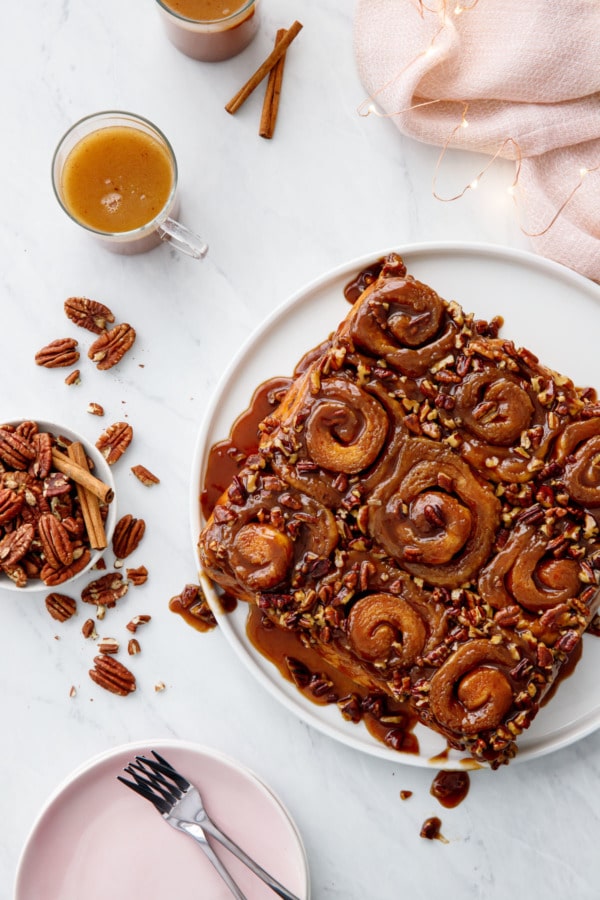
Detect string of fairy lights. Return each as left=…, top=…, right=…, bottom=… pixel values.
left=357, top=0, right=599, bottom=238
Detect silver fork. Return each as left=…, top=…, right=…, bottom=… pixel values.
left=118, top=752, right=301, bottom=900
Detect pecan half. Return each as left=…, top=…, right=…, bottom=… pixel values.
left=112, top=514, right=146, bottom=560
left=0, top=487, right=24, bottom=525
left=45, top=592, right=77, bottom=622
left=89, top=655, right=136, bottom=696
left=131, top=464, right=160, bottom=486
left=88, top=323, right=136, bottom=371
left=96, top=422, right=133, bottom=465
left=35, top=338, right=80, bottom=368
left=64, top=296, right=115, bottom=334
left=41, top=548, right=91, bottom=586
left=30, top=431, right=54, bottom=479
left=0, top=523, right=35, bottom=568
left=0, top=428, right=36, bottom=470
left=38, top=513, right=74, bottom=569
left=81, top=571, right=129, bottom=607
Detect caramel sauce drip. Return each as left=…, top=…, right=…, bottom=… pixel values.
left=246, top=605, right=419, bottom=755
left=200, top=376, right=291, bottom=520
left=430, top=770, right=470, bottom=809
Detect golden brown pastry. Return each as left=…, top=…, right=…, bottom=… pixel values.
left=199, top=253, right=600, bottom=767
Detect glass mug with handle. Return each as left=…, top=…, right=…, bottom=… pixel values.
left=52, top=111, right=208, bottom=258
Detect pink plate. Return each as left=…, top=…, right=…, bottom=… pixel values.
left=15, top=740, right=310, bottom=900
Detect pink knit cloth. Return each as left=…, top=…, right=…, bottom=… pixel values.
left=353, top=0, right=600, bottom=281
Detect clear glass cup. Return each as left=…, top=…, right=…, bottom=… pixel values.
left=52, top=111, right=208, bottom=258
left=154, top=0, right=260, bottom=62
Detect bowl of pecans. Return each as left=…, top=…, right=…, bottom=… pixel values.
left=0, top=419, right=117, bottom=591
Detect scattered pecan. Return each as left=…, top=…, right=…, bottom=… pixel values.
left=82, top=618, right=97, bottom=639
left=128, top=638, right=141, bottom=655
left=45, top=592, right=77, bottom=622
left=96, top=422, right=133, bottom=465
left=126, top=565, right=148, bottom=585
left=64, top=296, right=115, bottom=334
left=81, top=571, right=129, bottom=607
left=112, top=514, right=145, bottom=560
left=89, top=655, right=136, bottom=696
left=64, top=369, right=81, bottom=386
left=126, top=614, right=151, bottom=632
left=87, top=403, right=104, bottom=417
left=88, top=323, right=136, bottom=371
left=97, top=637, right=119, bottom=654
left=34, top=337, right=79, bottom=368
left=131, top=464, right=160, bottom=486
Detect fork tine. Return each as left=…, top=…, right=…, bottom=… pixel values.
left=127, top=761, right=181, bottom=805
left=133, top=757, right=185, bottom=800
left=117, top=774, right=172, bottom=815
left=147, top=751, right=192, bottom=792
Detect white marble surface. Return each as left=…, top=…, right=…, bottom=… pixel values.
left=2, top=2, right=599, bottom=899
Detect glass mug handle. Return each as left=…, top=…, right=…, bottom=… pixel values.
left=157, top=216, right=208, bottom=259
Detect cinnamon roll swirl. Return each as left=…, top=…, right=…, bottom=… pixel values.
left=369, top=438, right=501, bottom=588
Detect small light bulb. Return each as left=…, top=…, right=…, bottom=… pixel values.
left=461, top=118, right=469, bottom=128
left=580, top=167, right=589, bottom=177
left=470, top=179, right=479, bottom=190
left=454, top=4, right=464, bottom=13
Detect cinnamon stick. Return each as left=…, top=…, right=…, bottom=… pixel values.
left=225, top=20, right=303, bottom=115
left=67, top=442, right=107, bottom=551
left=259, top=29, right=287, bottom=139
left=51, top=448, right=114, bottom=504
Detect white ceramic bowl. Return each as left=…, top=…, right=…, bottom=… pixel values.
left=0, top=419, right=117, bottom=592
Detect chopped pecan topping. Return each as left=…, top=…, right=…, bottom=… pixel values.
left=96, top=422, right=133, bottom=465
left=88, top=323, right=136, bottom=371
left=34, top=338, right=80, bottom=368
left=64, top=296, right=115, bottom=334
left=89, top=655, right=136, bottom=695
left=45, top=592, right=77, bottom=622
left=112, top=514, right=146, bottom=560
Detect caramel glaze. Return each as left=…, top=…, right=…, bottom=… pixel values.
left=200, top=331, right=420, bottom=756
left=200, top=376, right=292, bottom=521
left=198, top=255, right=600, bottom=768
left=247, top=605, right=419, bottom=754
left=169, top=590, right=236, bottom=632
left=430, top=770, right=470, bottom=809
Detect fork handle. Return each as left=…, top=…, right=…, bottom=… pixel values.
left=200, top=819, right=302, bottom=900
left=178, top=821, right=248, bottom=900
